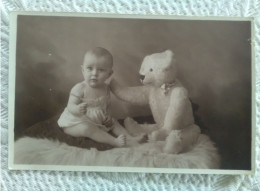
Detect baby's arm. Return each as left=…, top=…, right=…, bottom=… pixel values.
left=67, top=83, right=87, bottom=116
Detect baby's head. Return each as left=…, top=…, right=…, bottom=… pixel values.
left=82, top=47, right=113, bottom=87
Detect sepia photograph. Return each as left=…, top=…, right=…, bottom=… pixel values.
left=8, top=12, right=254, bottom=174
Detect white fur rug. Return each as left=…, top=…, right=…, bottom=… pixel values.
left=14, top=134, right=220, bottom=169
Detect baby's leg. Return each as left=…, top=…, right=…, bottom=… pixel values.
left=63, top=123, right=126, bottom=147
left=112, top=120, right=147, bottom=146
left=124, top=117, right=159, bottom=136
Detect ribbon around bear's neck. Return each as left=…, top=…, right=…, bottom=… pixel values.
left=160, top=81, right=177, bottom=95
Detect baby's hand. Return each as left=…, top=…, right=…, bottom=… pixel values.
left=102, top=116, right=113, bottom=127
left=77, top=103, right=87, bottom=115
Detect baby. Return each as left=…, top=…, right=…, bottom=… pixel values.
left=58, top=47, right=144, bottom=147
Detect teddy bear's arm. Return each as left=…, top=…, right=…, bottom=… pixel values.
left=163, top=87, right=190, bottom=131
left=110, top=79, right=150, bottom=105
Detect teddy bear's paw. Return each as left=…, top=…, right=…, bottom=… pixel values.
left=148, top=132, right=158, bottom=142
left=163, top=140, right=183, bottom=154
left=124, top=117, right=140, bottom=136
left=163, top=146, right=182, bottom=154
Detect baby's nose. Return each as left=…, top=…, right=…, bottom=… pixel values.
left=92, top=69, right=98, bottom=75
left=140, top=75, right=145, bottom=81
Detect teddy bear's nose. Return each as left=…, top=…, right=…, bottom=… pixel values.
left=140, top=75, right=145, bottom=81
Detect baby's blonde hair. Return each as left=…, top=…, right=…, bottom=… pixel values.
left=84, top=47, right=113, bottom=67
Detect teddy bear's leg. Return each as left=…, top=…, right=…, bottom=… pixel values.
left=180, top=124, right=201, bottom=151
left=163, top=130, right=183, bottom=154
left=124, top=117, right=158, bottom=136
left=163, top=125, right=201, bottom=154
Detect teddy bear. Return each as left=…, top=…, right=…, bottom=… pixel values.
left=110, top=50, right=201, bottom=154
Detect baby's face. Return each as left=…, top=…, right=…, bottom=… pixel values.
left=82, top=53, right=113, bottom=88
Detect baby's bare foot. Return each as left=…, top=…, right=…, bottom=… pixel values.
left=115, top=134, right=126, bottom=147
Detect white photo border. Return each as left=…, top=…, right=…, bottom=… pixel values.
left=8, top=11, right=256, bottom=175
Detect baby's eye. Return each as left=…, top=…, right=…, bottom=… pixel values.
left=86, top=67, right=93, bottom=71
left=98, top=69, right=105, bottom=72
left=149, top=68, right=153, bottom=72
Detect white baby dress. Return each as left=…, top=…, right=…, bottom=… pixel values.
left=58, top=86, right=113, bottom=132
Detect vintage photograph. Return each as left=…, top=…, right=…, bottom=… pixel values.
left=8, top=12, right=254, bottom=174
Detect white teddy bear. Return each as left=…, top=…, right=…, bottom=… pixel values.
left=110, top=50, right=201, bottom=154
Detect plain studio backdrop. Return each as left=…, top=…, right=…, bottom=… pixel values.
left=15, top=15, right=251, bottom=170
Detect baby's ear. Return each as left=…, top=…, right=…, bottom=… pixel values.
left=106, top=71, right=113, bottom=84
left=109, top=70, right=113, bottom=77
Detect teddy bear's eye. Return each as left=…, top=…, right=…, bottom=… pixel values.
left=150, top=68, right=153, bottom=72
